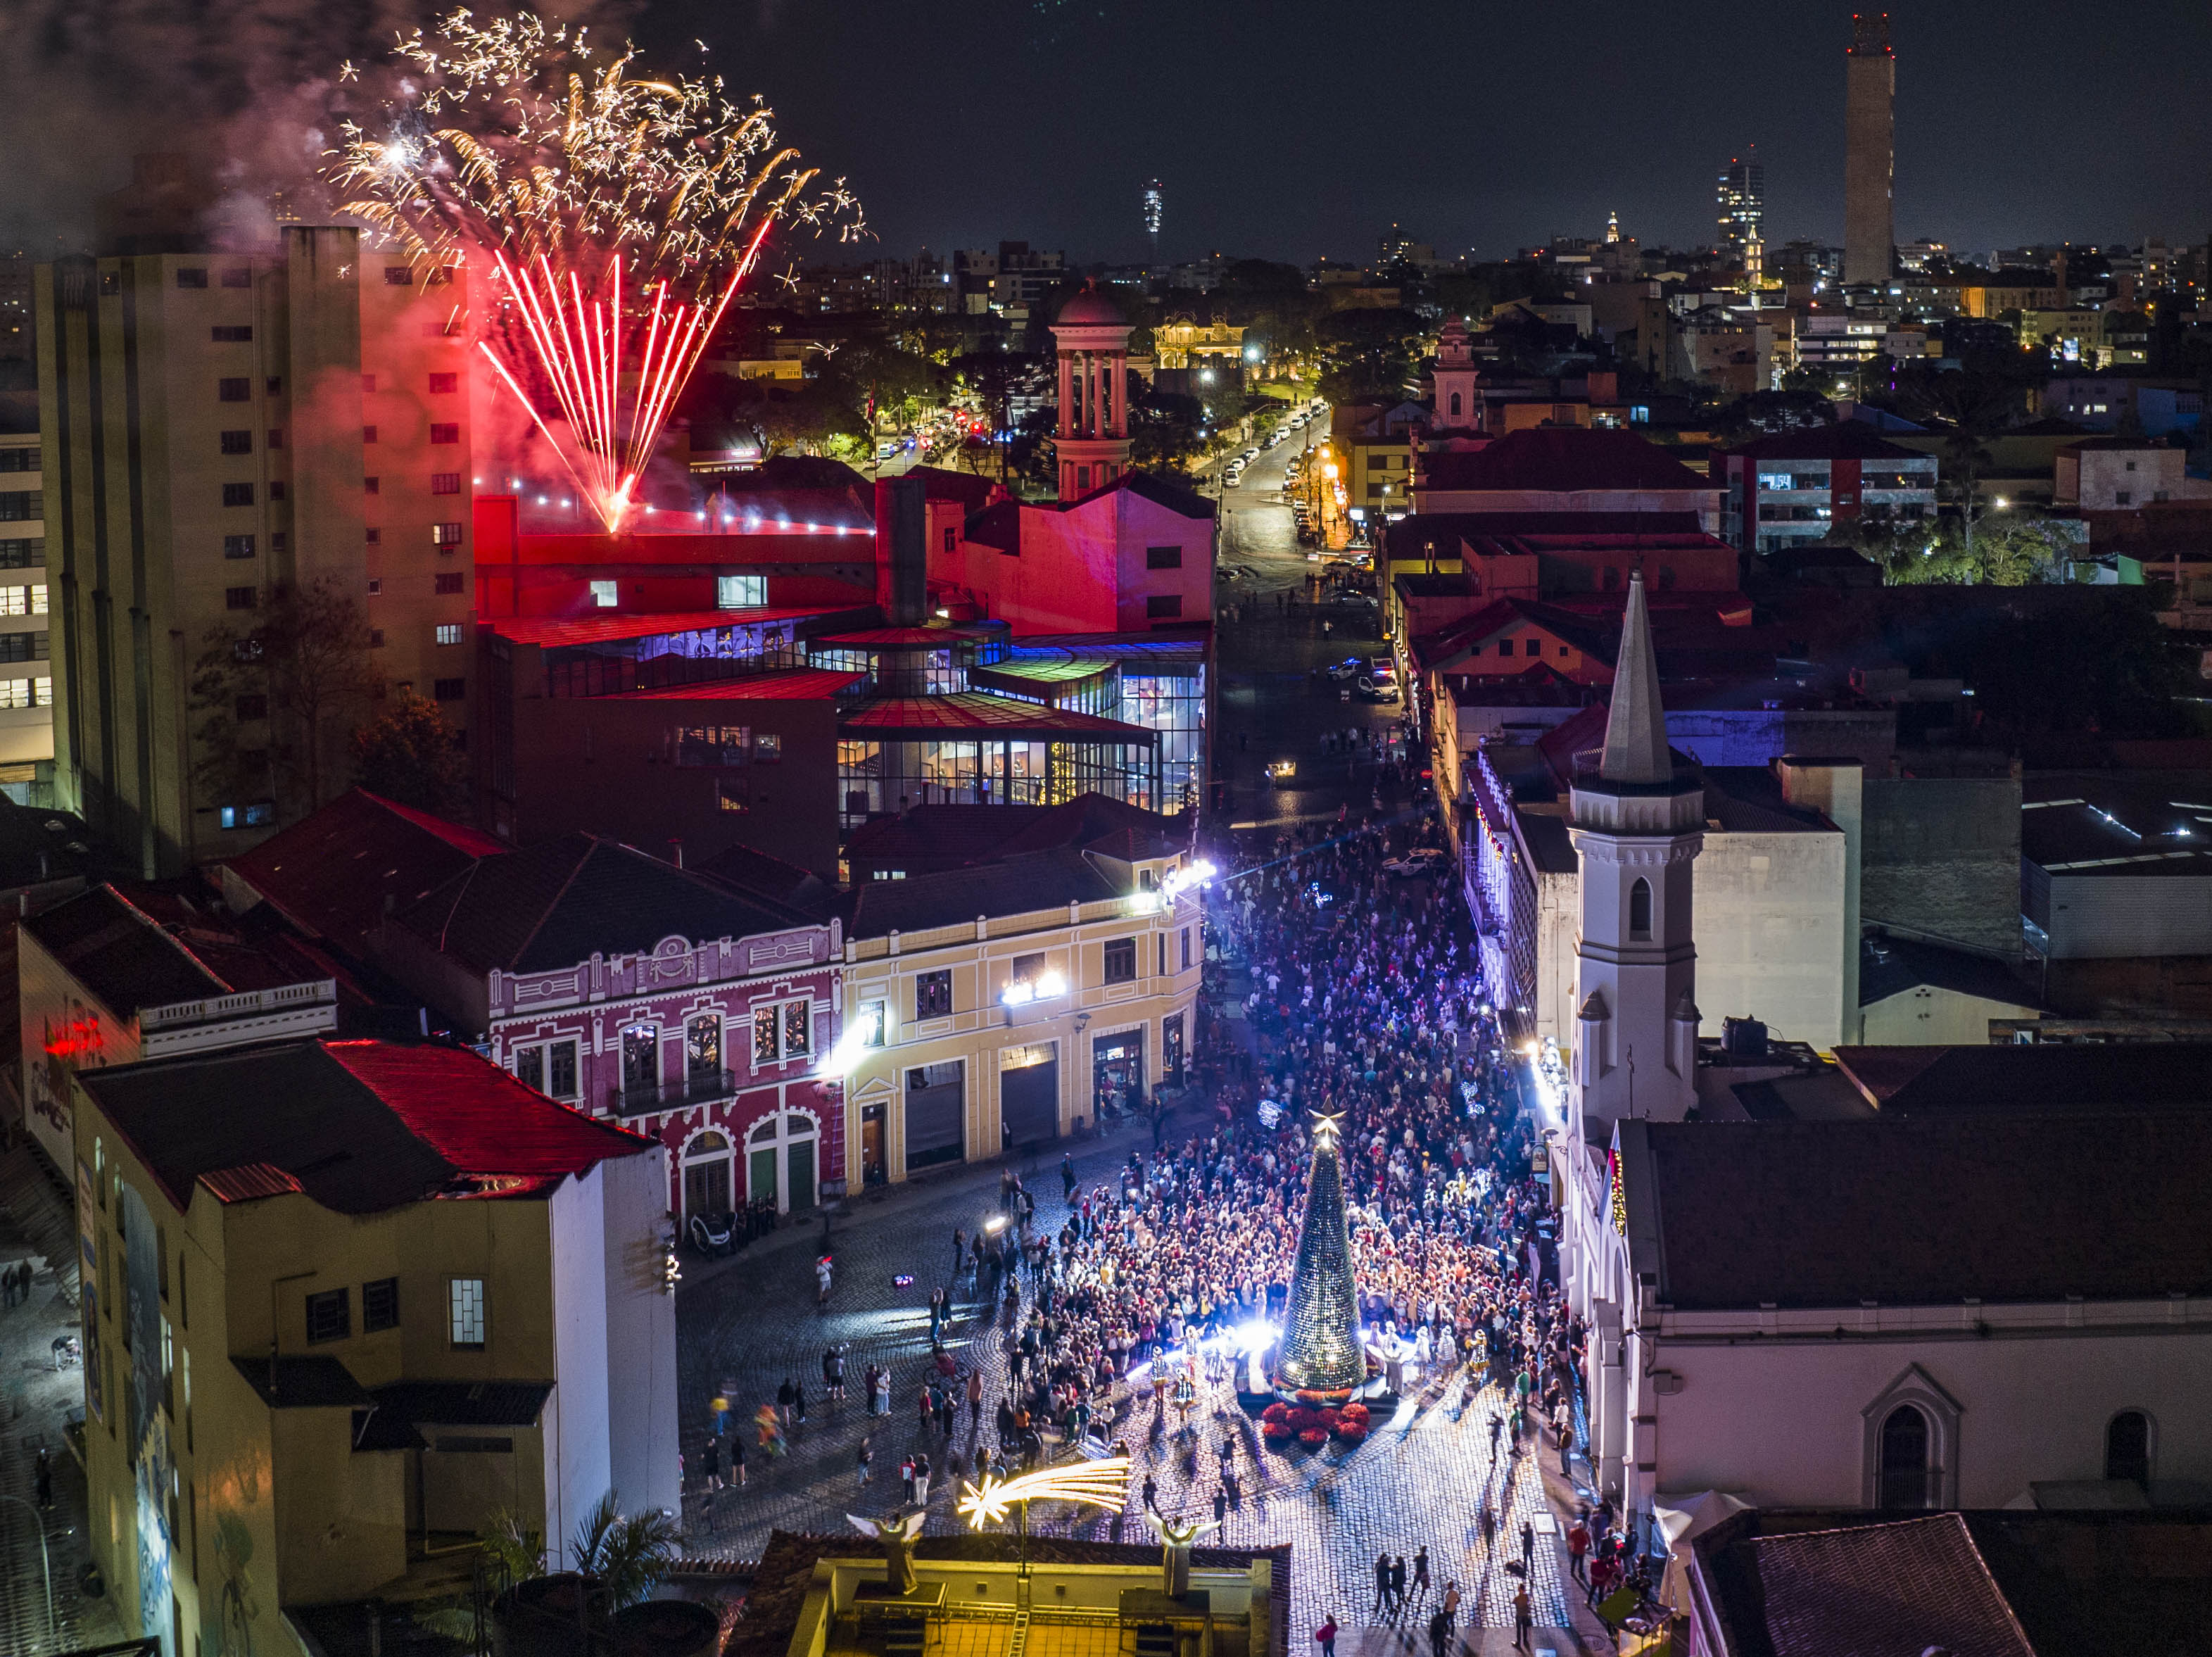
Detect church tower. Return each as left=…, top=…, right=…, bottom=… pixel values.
left=1569, top=572, right=1702, bottom=1133
left=1431, top=316, right=1481, bottom=431
left=1050, top=284, right=1134, bottom=501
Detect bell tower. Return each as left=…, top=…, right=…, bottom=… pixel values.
left=1432, top=316, right=1481, bottom=431
left=1569, top=572, right=1702, bottom=1133
left=1050, top=284, right=1134, bottom=501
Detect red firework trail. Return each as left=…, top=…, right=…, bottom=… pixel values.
left=479, top=218, right=774, bottom=533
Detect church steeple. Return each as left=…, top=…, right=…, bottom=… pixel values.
left=1567, top=569, right=1704, bottom=1133
left=1599, top=572, right=1671, bottom=786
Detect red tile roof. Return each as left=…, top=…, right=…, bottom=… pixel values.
left=838, top=695, right=1157, bottom=739
left=614, top=669, right=863, bottom=702
left=485, top=608, right=833, bottom=648
left=1421, top=428, right=1719, bottom=493
left=227, top=790, right=507, bottom=957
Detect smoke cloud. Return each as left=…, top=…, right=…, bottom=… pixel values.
left=0, top=1, right=638, bottom=251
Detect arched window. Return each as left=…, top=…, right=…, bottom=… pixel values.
left=1629, top=878, right=1652, bottom=941
left=1878, top=1405, right=1932, bottom=1508
left=1448, top=391, right=1462, bottom=418
left=2106, top=1411, right=2151, bottom=1487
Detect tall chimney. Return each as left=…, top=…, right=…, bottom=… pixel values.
left=874, top=476, right=928, bottom=626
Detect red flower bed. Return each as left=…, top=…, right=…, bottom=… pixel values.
left=1337, top=1402, right=1371, bottom=1429
left=1334, top=1423, right=1369, bottom=1446
left=1297, top=1428, right=1329, bottom=1448
left=1285, top=1407, right=1324, bottom=1435
left=1260, top=1403, right=1291, bottom=1430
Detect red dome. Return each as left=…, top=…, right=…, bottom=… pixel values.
left=1054, top=287, right=1126, bottom=326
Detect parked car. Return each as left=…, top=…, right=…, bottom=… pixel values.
left=1223, top=470, right=1242, bottom=489
left=1326, top=656, right=1363, bottom=681
left=688, top=1209, right=738, bottom=1256
left=1382, top=848, right=1448, bottom=878
left=1355, top=676, right=1401, bottom=704
left=1330, top=589, right=1378, bottom=609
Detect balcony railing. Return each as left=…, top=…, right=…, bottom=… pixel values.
left=608, top=1069, right=738, bottom=1116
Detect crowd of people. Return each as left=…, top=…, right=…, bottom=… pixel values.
left=686, top=802, right=1652, bottom=1633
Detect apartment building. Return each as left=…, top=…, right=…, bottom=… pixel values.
left=71, top=1036, right=675, bottom=1657
left=36, top=226, right=475, bottom=875
left=0, top=429, right=54, bottom=776
left=1715, top=424, right=1939, bottom=555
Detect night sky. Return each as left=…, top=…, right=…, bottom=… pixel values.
left=636, top=0, right=2212, bottom=266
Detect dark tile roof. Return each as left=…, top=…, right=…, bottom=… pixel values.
left=1420, top=428, right=1719, bottom=494
left=1634, top=1112, right=2212, bottom=1308
left=1719, top=423, right=1927, bottom=462
left=231, top=1355, right=377, bottom=1411
left=373, top=1379, right=555, bottom=1428
left=1830, top=1042, right=2212, bottom=1114
left=393, top=834, right=803, bottom=976
left=0, top=798, right=128, bottom=893
left=1704, top=1513, right=2035, bottom=1657
left=227, top=790, right=508, bottom=957
left=693, top=841, right=835, bottom=919
left=845, top=795, right=1186, bottom=872
left=23, top=884, right=229, bottom=1014
left=842, top=847, right=1123, bottom=938
left=1859, top=936, right=2040, bottom=1011
left=80, top=1037, right=652, bottom=1216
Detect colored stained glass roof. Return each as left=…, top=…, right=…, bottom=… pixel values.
left=838, top=695, right=1156, bottom=740
left=489, top=609, right=830, bottom=648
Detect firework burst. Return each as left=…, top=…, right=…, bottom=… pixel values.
left=329, top=11, right=862, bottom=531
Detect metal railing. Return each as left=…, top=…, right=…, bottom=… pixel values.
left=608, top=1069, right=738, bottom=1116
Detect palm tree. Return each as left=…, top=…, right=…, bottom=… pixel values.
left=1900, top=372, right=2023, bottom=566
left=570, top=1492, right=682, bottom=1611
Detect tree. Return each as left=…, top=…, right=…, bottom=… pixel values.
left=1831, top=514, right=2081, bottom=587
left=348, top=690, right=465, bottom=812
left=191, top=576, right=380, bottom=824
left=1712, top=389, right=1835, bottom=443
left=569, top=1491, right=681, bottom=1610
left=1130, top=387, right=1206, bottom=474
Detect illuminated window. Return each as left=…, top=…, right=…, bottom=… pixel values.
left=432, top=522, right=464, bottom=547
left=448, top=1278, right=486, bottom=1349
left=916, top=969, right=952, bottom=1020
left=716, top=574, right=766, bottom=608
left=589, top=579, right=618, bottom=607
left=436, top=624, right=462, bottom=645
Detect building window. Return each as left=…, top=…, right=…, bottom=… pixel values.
left=362, top=1278, right=399, bottom=1334
left=857, top=1000, right=886, bottom=1047
left=1146, top=595, right=1183, bottom=619
left=432, top=522, right=464, bottom=547
left=384, top=267, right=412, bottom=286
left=0, top=493, right=34, bottom=522
left=2106, top=1411, right=2151, bottom=1487
left=429, top=372, right=458, bottom=394
left=1629, top=878, right=1652, bottom=941
left=431, top=472, right=462, bottom=495
left=0, top=677, right=51, bottom=709
left=210, top=325, right=252, bottom=344
left=434, top=574, right=464, bottom=598
left=513, top=1038, right=579, bottom=1099
left=436, top=623, right=463, bottom=646
left=448, top=1278, right=486, bottom=1349
left=1146, top=546, right=1182, bottom=569
left=754, top=732, right=782, bottom=763
left=589, top=579, right=618, bottom=607
left=783, top=1000, right=811, bottom=1059
left=304, top=1287, right=350, bottom=1344
left=0, top=541, right=40, bottom=569
left=433, top=677, right=465, bottom=701
left=916, top=969, right=952, bottom=1021
left=943, top=527, right=957, bottom=554
left=716, top=574, right=766, bottom=608
left=221, top=267, right=251, bottom=289
left=1104, top=938, right=1137, bottom=983
left=215, top=802, right=275, bottom=830
left=429, top=422, right=460, bottom=445
left=222, top=534, right=255, bottom=560
left=268, top=481, right=286, bottom=502
left=1878, top=1405, right=1933, bottom=1508
left=217, top=378, right=251, bottom=403
left=364, top=476, right=379, bottom=495
left=224, top=586, right=257, bottom=611
left=0, top=631, right=46, bottom=662
left=369, top=630, right=385, bottom=648
left=365, top=528, right=381, bottom=546
left=0, top=586, right=46, bottom=615
left=0, top=450, right=32, bottom=472
left=177, top=267, right=208, bottom=289
left=363, top=425, right=378, bottom=444
left=220, top=430, right=252, bottom=455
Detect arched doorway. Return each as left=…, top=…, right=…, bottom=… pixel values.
left=1878, top=1404, right=1932, bottom=1508
left=2106, top=1411, right=2151, bottom=1487
left=681, top=1129, right=733, bottom=1220
left=747, top=1109, right=821, bottom=1213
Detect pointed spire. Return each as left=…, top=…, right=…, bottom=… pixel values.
left=1599, top=571, right=1672, bottom=786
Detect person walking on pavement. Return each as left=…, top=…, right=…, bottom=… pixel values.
left=1479, top=1505, right=1496, bottom=1555
left=776, top=1378, right=795, bottom=1427
left=700, top=1435, right=721, bottom=1492
left=1511, top=1584, right=1532, bottom=1652
left=968, top=1366, right=984, bottom=1428
left=900, top=1454, right=916, bottom=1504
left=1519, top=1518, right=1535, bottom=1563
left=1371, top=1551, right=1391, bottom=1618
left=1061, top=1152, right=1077, bottom=1201
left=1566, top=1518, right=1591, bottom=1585
left=728, top=1429, right=746, bottom=1487
left=1427, top=1608, right=1450, bottom=1657
left=914, top=1450, right=933, bottom=1505
left=857, top=1436, right=873, bottom=1488
left=1440, top=1581, right=1460, bottom=1626
left=1314, top=1616, right=1338, bottom=1657
left=1142, top=1473, right=1160, bottom=1514
left=1411, top=1546, right=1431, bottom=1605
left=1390, top=1554, right=1408, bottom=1615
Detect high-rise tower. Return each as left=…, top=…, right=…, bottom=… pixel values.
left=1716, top=151, right=1764, bottom=260
left=1845, top=12, right=1895, bottom=286
left=1049, top=285, right=1132, bottom=502
left=1142, top=179, right=1163, bottom=267
left=1569, top=572, right=1702, bottom=1133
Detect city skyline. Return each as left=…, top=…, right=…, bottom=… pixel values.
left=3, top=4, right=2210, bottom=267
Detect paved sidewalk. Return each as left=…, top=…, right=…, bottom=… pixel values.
left=0, top=1142, right=124, bottom=1655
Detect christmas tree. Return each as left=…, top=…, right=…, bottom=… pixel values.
left=1273, top=1112, right=1365, bottom=1397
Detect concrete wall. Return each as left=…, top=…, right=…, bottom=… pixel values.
left=546, top=1170, right=612, bottom=1566
left=598, top=1147, right=681, bottom=1520
left=1692, top=828, right=1849, bottom=1049
left=1651, top=1323, right=2212, bottom=1510
left=1861, top=983, right=2040, bottom=1045
left=272, top=1408, right=407, bottom=1602
left=1862, top=774, right=2023, bottom=958
left=1665, top=707, right=1896, bottom=770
